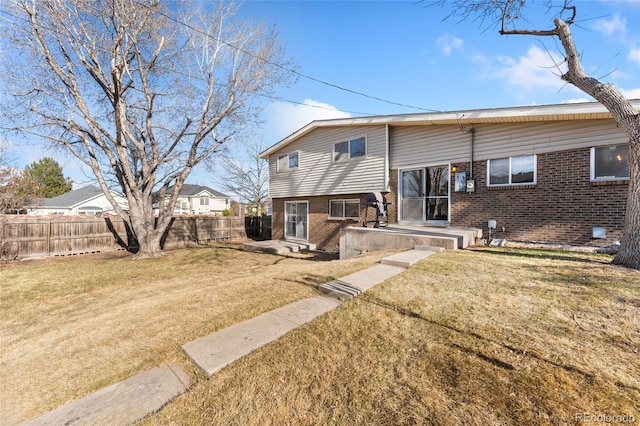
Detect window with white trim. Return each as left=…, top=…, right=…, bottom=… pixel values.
left=329, top=199, right=360, bottom=219
left=487, top=155, right=536, bottom=186
left=591, top=145, right=629, bottom=181
left=78, top=206, right=102, bottom=215
left=277, top=152, right=299, bottom=171
left=334, top=137, right=366, bottom=162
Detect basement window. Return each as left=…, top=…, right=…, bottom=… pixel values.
left=329, top=199, right=360, bottom=219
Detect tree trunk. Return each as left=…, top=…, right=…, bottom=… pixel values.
left=554, top=18, right=640, bottom=270
left=127, top=199, right=166, bottom=258
left=613, top=143, right=640, bottom=269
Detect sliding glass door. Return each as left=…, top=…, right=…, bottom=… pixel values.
left=284, top=201, right=308, bottom=241
left=400, top=166, right=449, bottom=223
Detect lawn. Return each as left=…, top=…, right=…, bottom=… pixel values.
left=0, top=243, right=392, bottom=425
left=141, top=247, right=639, bottom=425
left=2, top=245, right=638, bottom=425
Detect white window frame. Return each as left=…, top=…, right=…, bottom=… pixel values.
left=277, top=151, right=299, bottom=172
left=328, top=199, right=360, bottom=220
left=487, top=155, right=537, bottom=187
left=333, top=137, right=367, bottom=162
left=78, top=206, right=102, bottom=215
left=590, top=144, right=629, bottom=181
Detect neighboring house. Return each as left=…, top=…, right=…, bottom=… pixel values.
left=261, top=100, right=637, bottom=252
left=27, top=185, right=128, bottom=216
left=155, top=184, right=230, bottom=215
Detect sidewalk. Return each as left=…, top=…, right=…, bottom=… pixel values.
left=20, top=248, right=438, bottom=426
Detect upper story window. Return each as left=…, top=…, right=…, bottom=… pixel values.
left=200, top=196, right=209, bottom=206
left=591, top=144, right=629, bottom=181
left=487, top=155, right=536, bottom=186
left=334, top=137, right=366, bottom=162
left=329, top=199, right=360, bottom=219
left=277, top=151, right=299, bottom=171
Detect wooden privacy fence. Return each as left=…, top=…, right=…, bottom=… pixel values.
left=0, top=215, right=271, bottom=260
left=245, top=215, right=272, bottom=240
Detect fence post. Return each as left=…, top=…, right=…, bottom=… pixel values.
left=46, top=219, right=51, bottom=257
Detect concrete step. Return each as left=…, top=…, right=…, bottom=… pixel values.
left=318, top=263, right=405, bottom=299
left=380, top=249, right=438, bottom=268
left=243, top=240, right=316, bottom=255
left=414, top=245, right=446, bottom=252
left=317, top=280, right=363, bottom=299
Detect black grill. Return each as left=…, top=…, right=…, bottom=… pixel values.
left=363, top=192, right=391, bottom=228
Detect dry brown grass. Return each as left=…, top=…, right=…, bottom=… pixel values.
left=140, top=247, right=639, bottom=426
left=0, top=243, right=392, bottom=425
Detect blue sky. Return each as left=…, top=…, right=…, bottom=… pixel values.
left=3, top=0, right=640, bottom=188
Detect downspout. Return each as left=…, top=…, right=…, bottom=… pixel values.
left=384, top=124, right=390, bottom=192
left=469, top=128, right=475, bottom=179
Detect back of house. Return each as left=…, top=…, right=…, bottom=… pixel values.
left=261, top=100, right=635, bottom=253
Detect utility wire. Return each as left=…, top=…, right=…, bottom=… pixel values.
left=0, top=5, right=380, bottom=117
left=145, top=3, right=441, bottom=113
left=0, top=1, right=441, bottom=114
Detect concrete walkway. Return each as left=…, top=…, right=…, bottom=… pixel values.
left=182, top=296, right=341, bottom=377
left=19, top=248, right=437, bottom=426
left=21, top=364, right=190, bottom=426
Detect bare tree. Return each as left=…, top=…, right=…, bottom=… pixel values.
left=0, top=0, right=294, bottom=257
left=431, top=0, right=640, bottom=270
left=0, top=146, right=39, bottom=214
left=209, top=139, right=269, bottom=216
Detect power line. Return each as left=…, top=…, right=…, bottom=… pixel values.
left=0, top=1, right=441, bottom=114
left=145, top=3, right=441, bottom=113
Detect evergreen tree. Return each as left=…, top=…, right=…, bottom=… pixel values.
left=23, top=157, right=72, bottom=198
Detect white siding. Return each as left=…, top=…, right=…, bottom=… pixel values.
left=472, top=119, right=628, bottom=160
left=390, top=119, right=628, bottom=169
left=390, top=126, right=470, bottom=168
left=269, top=125, right=387, bottom=198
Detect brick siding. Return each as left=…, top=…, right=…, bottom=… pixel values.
left=272, top=191, right=397, bottom=252
left=449, top=147, right=627, bottom=247
left=272, top=147, right=627, bottom=251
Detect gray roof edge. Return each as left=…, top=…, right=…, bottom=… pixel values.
left=31, top=185, right=124, bottom=209
left=167, top=183, right=229, bottom=198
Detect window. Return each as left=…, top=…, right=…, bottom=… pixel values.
left=277, top=152, right=299, bottom=171
left=334, top=137, right=366, bottom=161
left=329, top=199, right=360, bottom=219
left=487, top=155, right=536, bottom=186
left=591, top=145, right=629, bottom=181
left=78, top=206, right=102, bottom=215
left=200, top=197, right=209, bottom=206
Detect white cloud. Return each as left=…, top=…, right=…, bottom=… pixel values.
left=628, top=46, right=640, bottom=66
left=592, top=15, right=627, bottom=39
left=494, top=45, right=569, bottom=93
left=436, top=34, right=463, bottom=56
left=621, top=87, right=640, bottom=99
left=563, top=97, right=592, bottom=104
left=263, top=99, right=351, bottom=142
